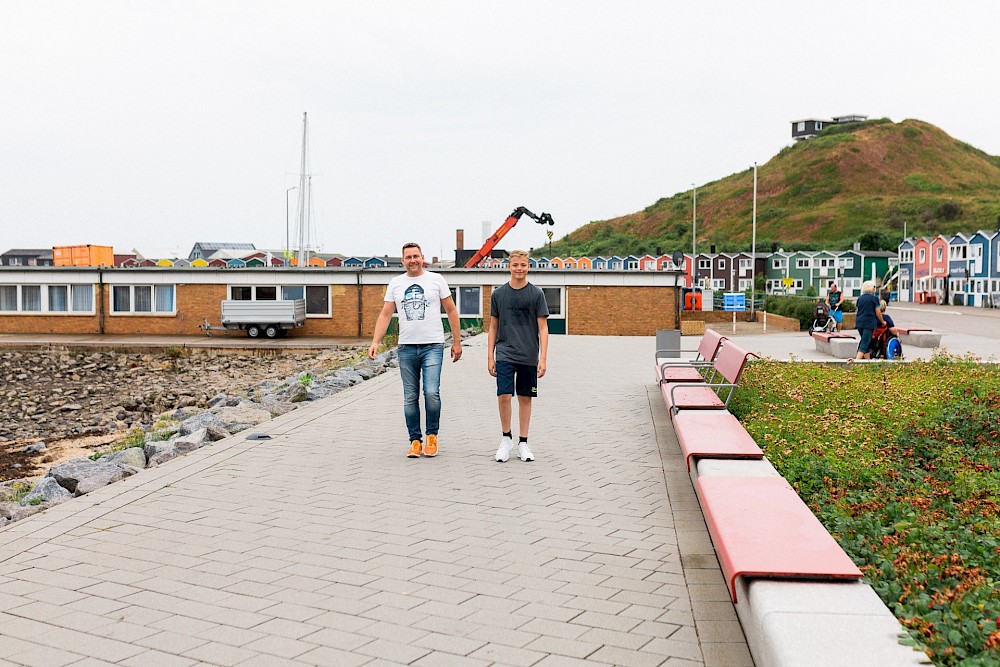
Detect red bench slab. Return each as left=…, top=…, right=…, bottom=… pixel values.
left=696, top=476, right=862, bottom=603
left=659, top=366, right=707, bottom=383
left=663, top=342, right=758, bottom=414
left=672, top=410, right=764, bottom=471
left=654, top=329, right=727, bottom=383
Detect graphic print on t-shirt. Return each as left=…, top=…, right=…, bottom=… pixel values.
left=401, top=283, right=428, bottom=321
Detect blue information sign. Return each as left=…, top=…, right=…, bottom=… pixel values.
left=723, top=293, right=746, bottom=312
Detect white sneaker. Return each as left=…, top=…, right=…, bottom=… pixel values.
left=495, top=436, right=514, bottom=462
left=517, top=442, right=534, bottom=462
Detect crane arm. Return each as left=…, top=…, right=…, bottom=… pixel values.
left=464, top=206, right=554, bottom=268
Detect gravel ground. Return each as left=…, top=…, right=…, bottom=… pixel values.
left=0, top=345, right=368, bottom=482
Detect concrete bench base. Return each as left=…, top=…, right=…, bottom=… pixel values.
left=736, top=579, right=931, bottom=667
left=814, top=334, right=857, bottom=358
left=899, top=331, right=942, bottom=348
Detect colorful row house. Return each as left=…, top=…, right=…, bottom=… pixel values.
left=763, top=249, right=895, bottom=298
left=899, top=232, right=1000, bottom=306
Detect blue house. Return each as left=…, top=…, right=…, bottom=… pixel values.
left=624, top=255, right=640, bottom=271
left=947, top=233, right=971, bottom=305
left=592, top=256, right=607, bottom=270
left=966, top=231, right=993, bottom=307
left=364, top=257, right=388, bottom=268
left=225, top=258, right=246, bottom=268
left=607, top=256, right=623, bottom=270
left=896, top=239, right=915, bottom=302
left=342, top=257, right=364, bottom=268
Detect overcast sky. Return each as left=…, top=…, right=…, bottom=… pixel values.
left=3, top=1, right=999, bottom=261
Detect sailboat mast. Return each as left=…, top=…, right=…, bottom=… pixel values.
left=296, top=112, right=309, bottom=267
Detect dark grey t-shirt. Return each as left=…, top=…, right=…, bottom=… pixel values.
left=490, top=283, right=549, bottom=364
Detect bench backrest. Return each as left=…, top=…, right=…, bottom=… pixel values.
left=697, top=329, right=727, bottom=362
left=713, top=342, right=757, bottom=385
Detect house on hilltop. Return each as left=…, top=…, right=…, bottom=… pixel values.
left=791, top=114, right=868, bottom=141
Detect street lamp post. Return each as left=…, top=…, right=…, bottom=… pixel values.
left=285, top=186, right=297, bottom=266
left=691, top=184, right=697, bottom=256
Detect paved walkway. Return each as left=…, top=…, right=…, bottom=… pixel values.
left=0, top=335, right=748, bottom=667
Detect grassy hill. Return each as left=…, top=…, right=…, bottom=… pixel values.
left=550, top=119, right=1000, bottom=256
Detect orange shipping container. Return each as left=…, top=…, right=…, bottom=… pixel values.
left=52, top=245, right=114, bottom=267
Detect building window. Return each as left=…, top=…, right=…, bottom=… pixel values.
left=797, top=122, right=805, bottom=132
left=112, top=285, right=175, bottom=314
left=20, top=286, right=41, bottom=311
left=717, top=260, right=725, bottom=270
left=794, top=280, right=803, bottom=289
left=935, top=247, right=943, bottom=262
left=739, top=259, right=751, bottom=270
left=458, top=286, right=481, bottom=316
left=230, top=286, right=252, bottom=300
left=256, top=286, right=277, bottom=300
left=627, top=260, right=639, bottom=270
left=698, top=259, right=710, bottom=269
left=919, top=248, right=926, bottom=262
left=0, top=285, right=18, bottom=311
left=541, top=287, right=562, bottom=316
left=796, top=259, right=810, bottom=268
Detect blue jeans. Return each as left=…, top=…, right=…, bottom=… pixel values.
left=397, top=344, right=443, bottom=442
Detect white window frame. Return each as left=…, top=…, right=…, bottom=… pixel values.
left=111, top=284, right=175, bottom=315
left=448, top=286, right=482, bottom=317
left=540, top=287, right=564, bottom=318
left=0, top=283, right=95, bottom=314
left=935, top=247, right=944, bottom=262
left=796, top=258, right=810, bottom=269
left=698, top=259, right=711, bottom=269
left=717, top=260, right=725, bottom=270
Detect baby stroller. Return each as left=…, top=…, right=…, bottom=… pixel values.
left=871, top=326, right=903, bottom=360
left=809, top=302, right=836, bottom=336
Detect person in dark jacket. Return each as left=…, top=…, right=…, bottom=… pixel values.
left=855, top=281, right=885, bottom=360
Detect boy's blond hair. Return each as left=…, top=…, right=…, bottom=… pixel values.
left=508, top=250, right=530, bottom=261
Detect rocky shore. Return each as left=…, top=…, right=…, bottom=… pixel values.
left=0, top=332, right=476, bottom=528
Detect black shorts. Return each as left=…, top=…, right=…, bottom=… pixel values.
left=495, top=361, right=537, bottom=397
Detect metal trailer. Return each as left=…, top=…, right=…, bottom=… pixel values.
left=200, top=299, right=307, bottom=338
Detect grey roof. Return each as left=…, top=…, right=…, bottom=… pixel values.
left=2, top=248, right=52, bottom=257
left=191, top=242, right=256, bottom=251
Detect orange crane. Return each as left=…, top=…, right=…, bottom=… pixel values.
left=464, top=206, right=555, bottom=268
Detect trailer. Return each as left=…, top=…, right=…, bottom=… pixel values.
left=200, top=299, right=306, bottom=338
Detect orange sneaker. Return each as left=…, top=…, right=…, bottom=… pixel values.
left=424, top=434, right=438, bottom=457
left=407, top=440, right=422, bottom=458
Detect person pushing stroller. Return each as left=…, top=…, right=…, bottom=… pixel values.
left=825, top=282, right=845, bottom=332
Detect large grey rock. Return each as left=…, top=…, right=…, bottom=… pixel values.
left=47, top=458, right=134, bottom=495
left=144, top=441, right=180, bottom=467
left=180, top=405, right=270, bottom=436
left=23, top=442, right=47, bottom=454
left=337, top=369, right=365, bottom=385
left=280, top=383, right=309, bottom=403
left=106, top=447, right=147, bottom=470
left=173, top=428, right=209, bottom=453
left=22, top=477, right=73, bottom=505
left=0, top=501, right=45, bottom=522
left=261, top=396, right=297, bottom=417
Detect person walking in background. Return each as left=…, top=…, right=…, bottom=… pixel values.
left=369, top=243, right=462, bottom=458
left=825, top=281, right=845, bottom=332
left=854, top=281, right=885, bottom=360
left=489, top=250, right=549, bottom=463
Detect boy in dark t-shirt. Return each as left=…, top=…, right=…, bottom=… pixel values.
left=488, top=250, right=549, bottom=462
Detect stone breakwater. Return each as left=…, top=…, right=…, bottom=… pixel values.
left=0, top=330, right=477, bottom=528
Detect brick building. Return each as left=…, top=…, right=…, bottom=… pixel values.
left=0, top=267, right=683, bottom=337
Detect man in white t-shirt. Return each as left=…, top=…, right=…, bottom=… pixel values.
left=369, top=243, right=463, bottom=458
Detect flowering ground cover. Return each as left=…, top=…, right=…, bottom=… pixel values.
left=728, top=356, right=1000, bottom=666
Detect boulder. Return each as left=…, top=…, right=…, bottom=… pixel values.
left=22, top=477, right=73, bottom=505
left=106, top=447, right=147, bottom=470
left=47, top=458, right=134, bottom=495
left=173, top=428, right=209, bottom=453
left=23, top=442, right=47, bottom=454
left=280, top=383, right=309, bottom=403
left=337, top=369, right=365, bottom=385
left=144, top=441, right=180, bottom=467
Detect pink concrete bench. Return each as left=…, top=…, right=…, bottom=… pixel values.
left=812, top=331, right=856, bottom=358
left=654, top=329, right=727, bottom=383
left=661, top=342, right=758, bottom=414
left=695, top=476, right=863, bottom=602
left=672, top=410, right=764, bottom=471
left=896, top=327, right=941, bottom=347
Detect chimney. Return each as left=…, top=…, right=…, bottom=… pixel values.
left=853, top=242, right=861, bottom=251
left=710, top=244, right=716, bottom=254
left=456, top=229, right=464, bottom=250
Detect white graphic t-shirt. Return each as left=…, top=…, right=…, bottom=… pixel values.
left=384, top=271, right=451, bottom=344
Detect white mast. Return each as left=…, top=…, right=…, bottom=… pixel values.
left=295, top=112, right=310, bottom=267
left=751, top=162, right=758, bottom=315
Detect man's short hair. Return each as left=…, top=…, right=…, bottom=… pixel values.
left=402, top=242, right=422, bottom=254
left=508, top=250, right=530, bottom=261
